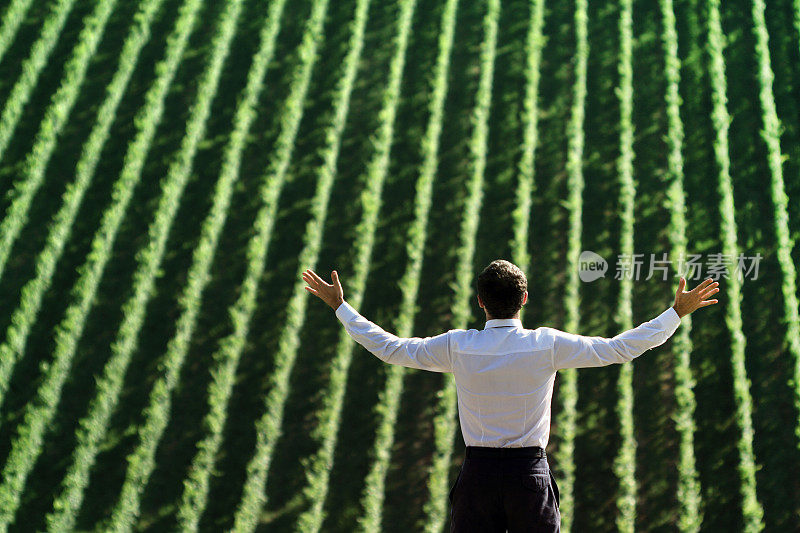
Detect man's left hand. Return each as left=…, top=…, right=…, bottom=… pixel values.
left=303, top=268, right=345, bottom=310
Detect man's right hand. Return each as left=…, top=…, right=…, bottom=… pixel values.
left=303, top=268, right=345, bottom=310
left=672, top=277, right=719, bottom=318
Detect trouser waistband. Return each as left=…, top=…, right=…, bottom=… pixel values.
left=465, top=446, right=546, bottom=459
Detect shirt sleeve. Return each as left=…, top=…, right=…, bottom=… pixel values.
left=334, top=301, right=453, bottom=373
left=549, top=306, right=682, bottom=370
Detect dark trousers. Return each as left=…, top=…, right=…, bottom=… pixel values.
left=449, top=446, right=560, bottom=532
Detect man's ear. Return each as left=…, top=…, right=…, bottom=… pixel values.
left=522, top=291, right=528, bottom=305
left=477, top=295, right=484, bottom=308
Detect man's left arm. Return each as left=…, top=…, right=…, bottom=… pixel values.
left=302, top=269, right=453, bottom=372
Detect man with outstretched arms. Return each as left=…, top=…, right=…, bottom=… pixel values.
left=302, top=259, right=719, bottom=532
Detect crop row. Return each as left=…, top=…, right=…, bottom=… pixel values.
left=0, top=0, right=34, bottom=65
left=0, top=0, right=118, bottom=406
left=0, top=0, right=118, bottom=283
left=612, top=0, right=637, bottom=530
left=167, top=0, right=331, bottom=529
left=0, top=0, right=77, bottom=164
left=100, top=0, right=247, bottom=530
left=422, top=1, right=500, bottom=531
left=293, top=0, right=416, bottom=530
left=107, top=0, right=286, bottom=530
left=748, top=0, right=800, bottom=449
left=0, top=0, right=167, bottom=527
left=357, top=0, right=459, bottom=530
left=185, top=2, right=354, bottom=531
left=553, top=0, right=588, bottom=530
left=509, top=0, right=544, bottom=316
left=38, top=0, right=205, bottom=528
left=796, top=4, right=800, bottom=58
left=657, top=0, right=702, bottom=530
left=175, top=0, right=331, bottom=530
left=211, top=0, right=332, bottom=528
left=704, top=1, right=764, bottom=530
left=0, top=0, right=163, bottom=421
left=110, top=0, right=287, bottom=517
left=48, top=0, right=240, bottom=527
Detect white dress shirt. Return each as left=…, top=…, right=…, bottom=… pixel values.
left=335, top=301, right=682, bottom=448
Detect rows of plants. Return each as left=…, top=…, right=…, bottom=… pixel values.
left=38, top=0, right=206, bottom=528
left=0, top=0, right=119, bottom=283
left=704, top=0, right=764, bottom=530
left=0, top=0, right=797, bottom=529
left=748, top=0, right=800, bottom=450
left=509, top=0, right=544, bottom=315
left=422, top=1, right=500, bottom=531
left=293, top=0, right=415, bottom=531
left=668, top=0, right=744, bottom=528
left=172, top=0, right=331, bottom=529
left=0, top=0, right=196, bottom=528
left=0, top=0, right=119, bottom=406
left=0, top=0, right=35, bottom=84
left=0, top=0, right=77, bottom=163
left=657, top=0, right=702, bottom=529
left=96, top=0, right=248, bottom=530
left=169, top=2, right=323, bottom=528
left=357, top=0, right=458, bottom=530
left=50, top=0, right=241, bottom=526
left=111, top=0, right=286, bottom=530
left=553, top=0, right=588, bottom=529
left=0, top=0, right=164, bottom=417
left=612, top=0, right=637, bottom=529
left=0, top=0, right=167, bottom=444
left=0, top=0, right=161, bottom=508
left=723, top=0, right=800, bottom=527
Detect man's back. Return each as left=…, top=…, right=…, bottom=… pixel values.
left=333, top=301, right=681, bottom=449
left=450, top=324, right=555, bottom=448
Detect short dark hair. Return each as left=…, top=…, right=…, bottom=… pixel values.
left=476, top=259, right=527, bottom=319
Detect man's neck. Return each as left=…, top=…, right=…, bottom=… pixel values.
left=485, top=314, right=520, bottom=321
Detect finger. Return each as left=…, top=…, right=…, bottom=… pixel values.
left=693, top=278, right=713, bottom=291
left=700, top=289, right=719, bottom=300
left=698, top=282, right=719, bottom=294
left=699, top=287, right=720, bottom=299
left=303, top=270, right=325, bottom=288
left=307, top=269, right=330, bottom=287
left=677, top=277, right=686, bottom=293
left=302, top=272, right=318, bottom=288
left=304, top=286, right=319, bottom=296
left=698, top=299, right=718, bottom=307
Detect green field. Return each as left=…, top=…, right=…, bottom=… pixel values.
left=0, top=0, right=799, bottom=531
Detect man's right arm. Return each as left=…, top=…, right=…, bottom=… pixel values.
left=335, top=301, right=453, bottom=372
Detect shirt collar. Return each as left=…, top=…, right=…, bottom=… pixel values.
left=483, top=318, right=522, bottom=330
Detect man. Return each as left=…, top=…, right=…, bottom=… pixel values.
left=302, top=259, right=719, bottom=532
